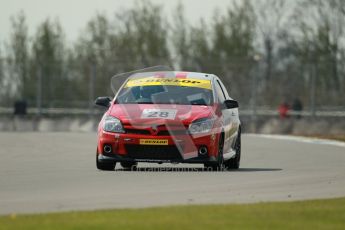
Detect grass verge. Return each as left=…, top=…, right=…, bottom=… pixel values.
left=1, top=197, right=345, bottom=230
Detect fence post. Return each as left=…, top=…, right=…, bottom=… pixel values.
left=310, top=62, right=316, bottom=119
left=89, top=63, right=96, bottom=117
left=250, top=55, right=261, bottom=133
left=36, top=66, right=42, bottom=115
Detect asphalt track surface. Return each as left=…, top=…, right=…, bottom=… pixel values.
left=0, top=132, right=345, bottom=215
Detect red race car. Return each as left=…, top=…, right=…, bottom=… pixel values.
left=95, top=70, right=241, bottom=171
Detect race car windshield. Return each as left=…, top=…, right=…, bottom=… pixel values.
left=116, top=85, right=213, bottom=105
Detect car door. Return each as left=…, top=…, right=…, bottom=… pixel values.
left=214, top=79, right=232, bottom=155
left=216, top=79, right=239, bottom=155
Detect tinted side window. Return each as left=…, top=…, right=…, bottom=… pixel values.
left=215, top=80, right=226, bottom=102
left=218, top=80, right=230, bottom=99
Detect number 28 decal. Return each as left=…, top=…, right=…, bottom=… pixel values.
left=141, top=109, right=177, bottom=120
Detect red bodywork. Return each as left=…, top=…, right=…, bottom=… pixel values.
left=97, top=103, right=222, bottom=162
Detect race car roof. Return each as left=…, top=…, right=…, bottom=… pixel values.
left=128, top=71, right=217, bottom=80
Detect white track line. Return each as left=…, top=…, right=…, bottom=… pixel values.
left=246, top=134, right=345, bottom=148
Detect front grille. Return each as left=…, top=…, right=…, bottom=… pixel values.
left=125, top=128, right=150, bottom=135
left=124, top=128, right=188, bottom=136
left=157, top=130, right=188, bottom=136
left=125, top=144, right=182, bottom=160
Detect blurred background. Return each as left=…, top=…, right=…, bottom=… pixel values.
left=0, top=0, right=344, bottom=135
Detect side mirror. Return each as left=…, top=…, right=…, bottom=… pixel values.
left=95, top=97, right=112, bottom=108
left=224, top=99, right=239, bottom=109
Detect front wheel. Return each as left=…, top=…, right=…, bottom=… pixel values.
left=204, top=134, right=224, bottom=171
left=225, top=130, right=241, bottom=170
left=96, top=152, right=116, bottom=171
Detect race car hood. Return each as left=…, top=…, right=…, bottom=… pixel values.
left=108, top=103, right=216, bottom=126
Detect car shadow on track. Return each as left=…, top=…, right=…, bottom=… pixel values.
left=115, top=167, right=282, bottom=172
left=236, top=168, right=282, bottom=172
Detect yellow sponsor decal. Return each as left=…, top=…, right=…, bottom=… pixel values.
left=125, top=77, right=211, bottom=90
left=140, top=139, right=169, bottom=145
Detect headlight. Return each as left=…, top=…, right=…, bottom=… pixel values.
left=103, top=116, right=125, bottom=133
left=188, top=118, right=214, bottom=134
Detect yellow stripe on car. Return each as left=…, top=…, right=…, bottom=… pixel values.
left=125, top=77, right=212, bottom=90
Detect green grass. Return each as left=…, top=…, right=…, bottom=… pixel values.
left=1, top=198, right=345, bottom=230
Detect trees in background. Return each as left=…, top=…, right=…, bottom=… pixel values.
left=173, top=0, right=255, bottom=104
left=254, top=0, right=288, bottom=85
left=115, top=0, right=171, bottom=69
left=1, top=0, right=345, bottom=109
left=31, top=19, right=68, bottom=107
left=171, top=3, right=193, bottom=70
left=209, top=0, right=255, bottom=104
left=296, top=0, right=345, bottom=106
left=73, top=1, right=171, bottom=101
left=6, top=11, right=29, bottom=101
left=73, top=13, right=112, bottom=102
left=0, top=47, right=5, bottom=104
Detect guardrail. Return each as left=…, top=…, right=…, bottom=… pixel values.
left=0, top=107, right=103, bottom=115
left=1, top=107, right=345, bottom=117
left=240, top=110, right=345, bottom=117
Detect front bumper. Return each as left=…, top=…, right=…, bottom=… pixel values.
left=98, top=153, right=217, bottom=164
left=97, top=130, right=219, bottom=163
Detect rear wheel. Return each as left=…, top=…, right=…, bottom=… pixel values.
left=96, top=152, right=116, bottom=171
left=226, top=130, right=241, bottom=170
left=120, top=161, right=138, bottom=170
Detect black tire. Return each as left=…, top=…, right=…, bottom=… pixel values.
left=120, top=161, right=138, bottom=170
left=226, top=129, right=241, bottom=170
left=204, top=134, right=224, bottom=171
left=96, top=152, right=116, bottom=171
